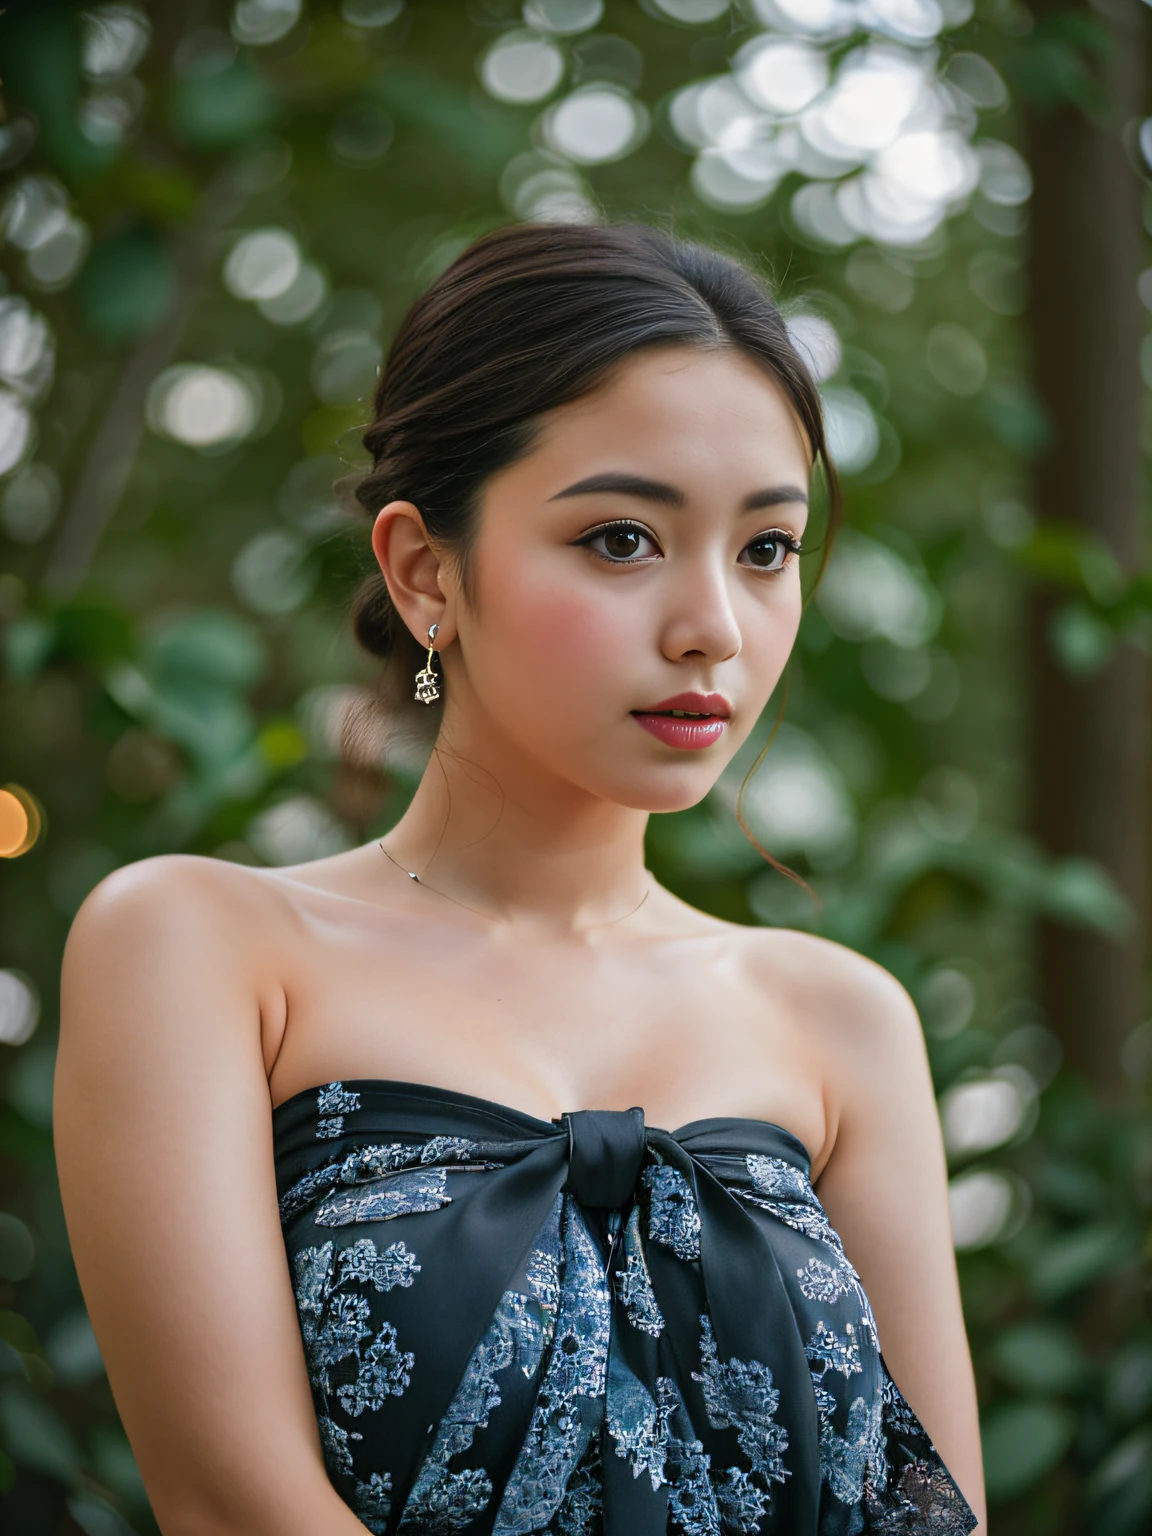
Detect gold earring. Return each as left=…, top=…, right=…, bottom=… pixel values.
left=414, top=623, right=440, bottom=704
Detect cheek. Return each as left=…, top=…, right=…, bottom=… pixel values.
left=471, top=549, right=636, bottom=710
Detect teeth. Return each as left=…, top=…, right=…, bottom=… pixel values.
left=668, top=710, right=707, bottom=718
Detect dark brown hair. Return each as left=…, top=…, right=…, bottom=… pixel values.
left=346, top=220, right=841, bottom=875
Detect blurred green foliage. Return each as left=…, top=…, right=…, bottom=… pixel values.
left=0, top=1, right=1150, bottom=1533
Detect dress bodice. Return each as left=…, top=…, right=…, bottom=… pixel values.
left=272, top=1078, right=976, bottom=1536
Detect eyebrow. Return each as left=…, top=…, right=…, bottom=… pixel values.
left=546, top=471, right=808, bottom=512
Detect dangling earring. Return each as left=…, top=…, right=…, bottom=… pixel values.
left=414, top=623, right=440, bottom=704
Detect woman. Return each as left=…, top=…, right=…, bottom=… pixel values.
left=54, top=222, right=985, bottom=1535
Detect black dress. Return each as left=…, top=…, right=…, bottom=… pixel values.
left=273, top=1078, right=977, bottom=1536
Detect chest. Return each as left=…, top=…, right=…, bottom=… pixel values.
left=264, top=910, right=827, bottom=1156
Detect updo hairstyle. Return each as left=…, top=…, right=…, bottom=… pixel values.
left=345, top=220, right=840, bottom=754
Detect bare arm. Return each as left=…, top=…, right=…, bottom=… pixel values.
left=806, top=944, right=986, bottom=1532
left=54, top=856, right=367, bottom=1536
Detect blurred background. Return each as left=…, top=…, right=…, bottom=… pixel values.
left=0, top=0, right=1150, bottom=1531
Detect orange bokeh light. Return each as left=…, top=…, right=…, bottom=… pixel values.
left=0, top=784, right=44, bottom=858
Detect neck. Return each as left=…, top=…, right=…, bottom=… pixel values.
left=383, top=718, right=653, bottom=939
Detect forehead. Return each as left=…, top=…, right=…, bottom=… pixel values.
left=515, top=344, right=812, bottom=487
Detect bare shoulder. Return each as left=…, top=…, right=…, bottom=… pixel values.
left=742, top=924, right=919, bottom=1037
left=69, top=849, right=270, bottom=935
left=63, top=851, right=292, bottom=986
left=54, top=851, right=356, bottom=1530
left=58, top=851, right=301, bottom=1082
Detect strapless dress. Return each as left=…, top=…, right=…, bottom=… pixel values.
left=272, top=1078, right=976, bottom=1535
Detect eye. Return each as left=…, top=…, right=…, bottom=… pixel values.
left=739, top=529, right=802, bottom=573
left=576, top=520, right=661, bottom=565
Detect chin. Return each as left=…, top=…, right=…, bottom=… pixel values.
left=597, top=769, right=720, bottom=815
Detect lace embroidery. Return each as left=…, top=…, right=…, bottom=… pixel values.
left=692, top=1312, right=790, bottom=1487
left=338, top=1236, right=421, bottom=1292
left=350, top=1471, right=392, bottom=1535
left=555, top=1430, right=603, bottom=1536
left=715, top=1466, right=771, bottom=1534
left=400, top=1278, right=560, bottom=1531
left=881, top=1372, right=924, bottom=1439
left=868, top=1459, right=977, bottom=1534
left=315, top=1167, right=450, bottom=1227
left=746, top=1153, right=812, bottom=1204
left=644, top=1162, right=701, bottom=1260
left=278, top=1114, right=977, bottom=1536
left=291, top=1237, right=416, bottom=1423
left=526, top=1245, right=561, bottom=1327
left=317, top=1081, right=361, bottom=1139
left=606, top=1351, right=672, bottom=1491
left=318, top=1413, right=359, bottom=1478
left=806, top=1321, right=862, bottom=1378
left=797, top=1256, right=851, bottom=1305
left=659, top=1377, right=721, bottom=1536
left=613, top=1203, right=665, bottom=1337
left=279, top=1136, right=483, bottom=1224
left=819, top=1394, right=887, bottom=1507
left=399, top=1467, right=493, bottom=1534
left=336, top=1315, right=414, bottom=1416
left=491, top=1200, right=611, bottom=1535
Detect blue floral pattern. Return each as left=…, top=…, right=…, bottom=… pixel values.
left=274, top=1080, right=977, bottom=1535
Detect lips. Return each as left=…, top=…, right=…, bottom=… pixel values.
left=631, top=692, right=731, bottom=751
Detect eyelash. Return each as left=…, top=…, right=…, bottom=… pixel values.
left=574, top=519, right=803, bottom=573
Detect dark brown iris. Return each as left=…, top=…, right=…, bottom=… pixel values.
left=603, top=527, right=643, bottom=559
left=746, top=536, right=781, bottom=568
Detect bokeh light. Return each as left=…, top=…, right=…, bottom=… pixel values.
left=737, top=37, right=828, bottom=116
left=481, top=32, right=565, bottom=105
left=81, top=4, right=151, bottom=81
left=785, top=313, right=842, bottom=382
left=0, top=784, right=43, bottom=858
left=0, top=970, right=39, bottom=1046
left=817, top=530, right=940, bottom=645
left=542, top=85, right=649, bottom=164
left=0, top=391, right=33, bottom=477
left=232, top=529, right=317, bottom=614
left=146, top=364, right=260, bottom=447
left=247, top=794, right=352, bottom=864
left=522, top=0, right=603, bottom=34
left=340, top=0, right=404, bottom=24
left=654, top=0, right=731, bottom=20
left=942, top=1070, right=1035, bottom=1158
left=0, top=463, right=59, bottom=544
left=949, top=1168, right=1028, bottom=1251
left=223, top=227, right=302, bottom=301
left=231, top=0, right=302, bottom=47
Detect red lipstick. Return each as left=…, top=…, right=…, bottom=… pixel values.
left=631, top=692, right=731, bottom=751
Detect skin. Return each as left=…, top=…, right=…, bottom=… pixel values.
left=54, top=344, right=986, bottom=1535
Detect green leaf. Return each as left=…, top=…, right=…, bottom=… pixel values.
left=169, top=61, right=277, bottom=148
left=2, top=616, right=56, bottom=679
left=991, top=1322, right=1090, bottom=1393
left=1086, top=1428, right=1152, bottom=1536
left=67, top=1494, right=139, bottom=1536
left=982, top=1400, right=1076, bottom=1502
left=1032, top=1223, right=1138, bottom=1302
left=0, top=1381, right=82, bottom=1485
left=1013, top=523, right=1124, bottom=602
left=1050, top=603, right=1117, bottom=678
left=1040, top=858, right=1132, bottom=939
left=142, top=610, right=266, bottom=692
left=78, top=230, right=176, bottom=343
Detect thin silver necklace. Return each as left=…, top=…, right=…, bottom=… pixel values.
left=377, top=839, right=652, bottom=929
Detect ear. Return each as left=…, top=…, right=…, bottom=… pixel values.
left=371, top=501, right=457, bottom=647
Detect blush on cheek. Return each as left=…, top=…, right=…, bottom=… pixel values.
left=500, top=585, right=630, bottom=699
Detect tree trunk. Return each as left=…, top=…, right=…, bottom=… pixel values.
left=1022, top=0, right=1147, bottom=1095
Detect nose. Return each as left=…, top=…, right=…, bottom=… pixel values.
left=559, top=1107, right=647, bottom=1209
left=659, top=560, right=741, bottom=665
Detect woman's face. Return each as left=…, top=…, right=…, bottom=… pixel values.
left=440, top=343, right=813, bottom=813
